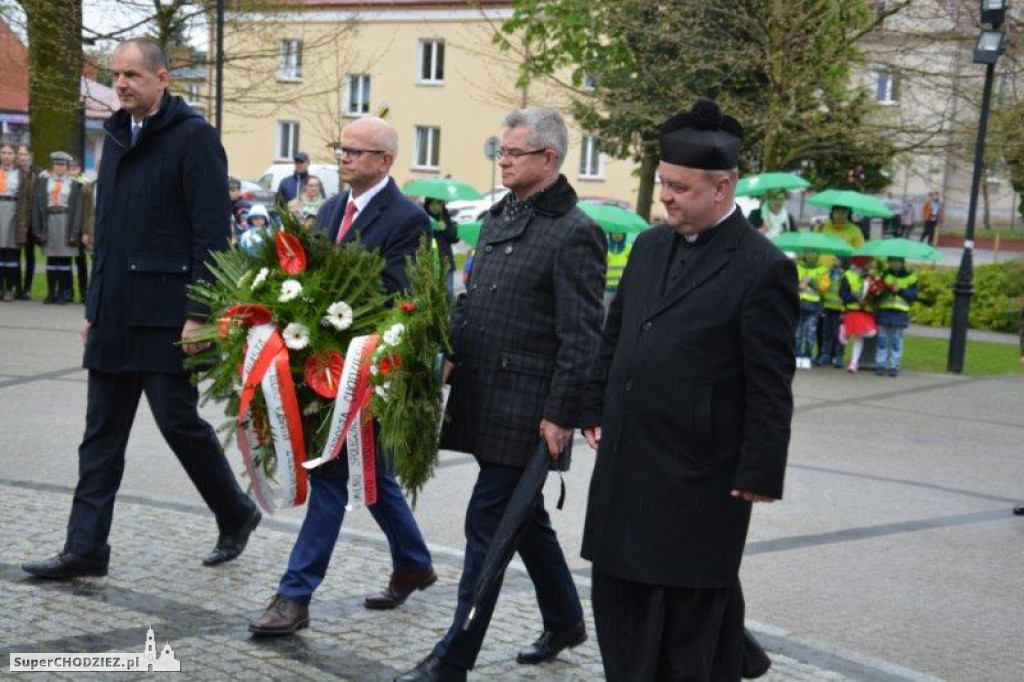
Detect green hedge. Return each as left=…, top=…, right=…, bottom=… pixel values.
left=911, top=260, right=1024, bottom=333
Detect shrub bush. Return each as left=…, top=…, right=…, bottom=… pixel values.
left=910, top=260, right=1024, bottom=333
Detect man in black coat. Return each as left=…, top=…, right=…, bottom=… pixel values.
left=22, top=38, right=259, bottom=579
left=580, top=100, right=799, bottom=681
left=397, top=107, right=606, bottom=682
left=249, top=117, right=436, bottom=637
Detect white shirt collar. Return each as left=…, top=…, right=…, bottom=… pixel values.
left=347, top=175, right=390, bottom=214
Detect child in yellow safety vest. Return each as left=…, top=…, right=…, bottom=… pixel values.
left=873, top=257, right=918, bottom=377
left=604, top=232, right=631, bottom=311
left=795, top=250, right=829, bottom=369
left=839, top=255, right=879, bottom=374
left=815, top=259, right=847, bottom=368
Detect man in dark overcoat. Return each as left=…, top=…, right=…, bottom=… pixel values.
left=22, top=37, right=259, bottom=579
left=396, top=107, right=606, bottom=682
left=580, top=100, right=798, bottom=681
left=248, top=116, right=436, bottom=637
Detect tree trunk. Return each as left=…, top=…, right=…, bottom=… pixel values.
left=635, top=145, right=659, bottom=223
left=24, top=0, right=83, bottom=163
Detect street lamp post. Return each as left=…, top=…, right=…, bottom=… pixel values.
left=214, top=0, right=225, bottom=135
left=946, top=0, right=1007, bottom=373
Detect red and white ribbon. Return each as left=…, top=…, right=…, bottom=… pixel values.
left=303, top=333, right=380, bottom=510
left=237, top=323, right=309, bottom=514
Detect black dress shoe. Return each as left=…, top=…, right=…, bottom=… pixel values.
left=516, top=621, right=587, bottom=664
left=203, top=506, right=261, bottom=566
left=1014, top=503, right=1024, bottom=516
left=22, top=552, right=108, bottom=579
left=394, top=655, right=466, bottom=682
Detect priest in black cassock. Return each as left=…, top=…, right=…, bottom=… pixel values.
left=580, top=100, right=799, bottom=681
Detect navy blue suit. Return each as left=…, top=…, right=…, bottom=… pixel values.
left=276, top=177, right=433, bottom=605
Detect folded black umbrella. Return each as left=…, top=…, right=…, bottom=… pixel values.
left=462, top=440, right=551, bottom=631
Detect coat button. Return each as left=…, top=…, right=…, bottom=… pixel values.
left=625, top=380, right=634, bottom=392
left=484, top=245, right=494, bottom=254
left=501, top=358, right=509, bottom=368
left=504, top=245, right=514, bottom=255
left=489, top=283, right=498, bottom=292
left=642, top=320, right=653, bottom=330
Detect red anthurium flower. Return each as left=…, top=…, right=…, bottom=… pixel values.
left=223, top=303, right=273, bottom=326
left=400, top=301, right=418, bottom=314
left=275, top=231, right=307, bottom=275
left=304, top=350, right=345, bottom=399
left=379, top=353, right=402, bottom=377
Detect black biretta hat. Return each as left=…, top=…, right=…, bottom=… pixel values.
left=659, top=99, right=743, bottom=170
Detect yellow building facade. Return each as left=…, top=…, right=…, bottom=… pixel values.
left=220, top=1, right=642, bottom=208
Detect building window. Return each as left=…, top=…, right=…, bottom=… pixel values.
left=583, top=74, right=597, bottom=92
left=277, top=120, right=300, bottom=160
left=279, top=39, right=303, bottom=80
left=580, top=135, right=604, bottom=179
left=344, top=74, right=371, bottom=116
left=414, top=126, right=441, bottom=169
left=184, top=83, right=201, bottom=105
left=874, top=69, right=898, bottom=104
left=418, top=40, right=445, bottom=84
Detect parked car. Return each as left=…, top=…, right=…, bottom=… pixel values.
left=579, top=196, right=634, bottom=211
left=448, top=187, right=511, bottom=225
left=258, top=163, right=341, bottom=199
left=236, top=179, right=276, bottom=206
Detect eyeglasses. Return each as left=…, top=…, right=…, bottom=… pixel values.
left=495, top=147, right=548, bottom=160
left=337, top=147, right=386, bottom=159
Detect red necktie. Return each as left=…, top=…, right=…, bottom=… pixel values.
left=335, top=200, right=358, bottom=244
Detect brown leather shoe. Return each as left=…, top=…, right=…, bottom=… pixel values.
left=248, top=594, right=309, bottom=637
left=364, top=567, right=437, bottom=610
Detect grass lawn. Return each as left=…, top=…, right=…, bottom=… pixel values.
left=898, top=336, right=1022, bottom=376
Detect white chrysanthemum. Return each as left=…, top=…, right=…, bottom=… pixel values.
left=251, top=267, right=270, bottom=290
left=323, top=301, right=354, bottom=331
left=237, top=270, right=253, bottom=288
left=282, top=322, right=310, bottom=350
left=382, top=322, right=405, bottom=346
left=369, top=363, right=379, bottom=376
left=279, top=279, right=302, bottom=302
left=374, top=381, right=391, bottom=399
left=302, top=400, right=322, bottom=416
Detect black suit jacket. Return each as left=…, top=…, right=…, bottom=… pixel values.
left=581, top=208, right=798, bottom=587
left=315, top=177, right=429, bottom=294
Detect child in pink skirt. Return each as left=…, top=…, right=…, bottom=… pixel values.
left=839, top=255, right=878, bottom=373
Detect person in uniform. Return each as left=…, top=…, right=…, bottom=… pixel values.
left=15, top=144, right=41, bottom=300
left=0, top=142, right=23, bottom=301
left=69, top=157, right=93, bottom=303
left=33, top=151, right=83, bottom=305
left=580, top=99, right=798, bottom=681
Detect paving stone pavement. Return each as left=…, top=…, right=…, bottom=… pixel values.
left=1, top=481, right=875, bottom=681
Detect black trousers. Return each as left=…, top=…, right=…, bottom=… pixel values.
left=433, top=462, right=583, bottom=670
left=64, top=370, right=253, bottom=562
left=21, top=233, right=36, bottom=292
left=592, top=568, right=744, bottom=682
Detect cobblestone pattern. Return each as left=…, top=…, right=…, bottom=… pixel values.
left=2, top=483, right=852, bottom=680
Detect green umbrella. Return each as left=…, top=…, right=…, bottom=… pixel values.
left=578, top=202, right=649, bottom=234
left=853, top=238, right=942, bottom=262
left=736, top=172, right=810, bottom=198
left=403, top=178, right=483, bottom=201
left=772, top=231, right=854, bottom=256
left=808, top=189, right=894, bottom=218
left=458, top=221, right=484, bottom=248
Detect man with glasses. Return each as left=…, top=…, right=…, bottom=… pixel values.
left=249, top=116, right=437, bottom=637
left=397, top=107, right=605, bottom=682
